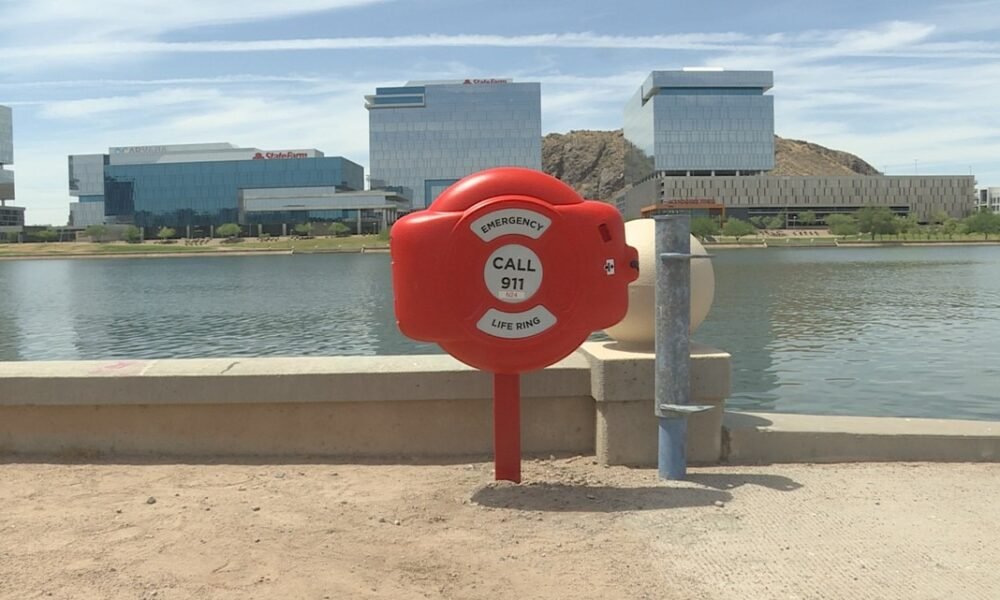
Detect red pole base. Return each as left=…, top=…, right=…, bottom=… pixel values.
left=493, top=372, right=521, bottom=483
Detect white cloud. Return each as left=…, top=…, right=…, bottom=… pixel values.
left=39, top=88, right=225, bottom=119
left=0, top=0, right=389, bottom=39
left=0, top=75, right=326, bottom=90
left=0, top=32, right=757, bottom=67
left=6, top=8, right=1000, bottom=224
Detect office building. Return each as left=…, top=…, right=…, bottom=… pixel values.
left=977, top=188, right=1000, bottom=213
left=1, top=105, right=25, bottom=233
left=619, top=174, right=975, bottom=223
left=68, top=153, right=109, bottom=227
left=67, top=143, right=401, bottom=233
left=624, top=69, right=775, bottom=184
left=366, top=78, right=542, bottom=209
left=618, top=70, right=975, bottom=222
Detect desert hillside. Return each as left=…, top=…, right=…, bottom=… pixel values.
left=542, top=130, right=880, bottom=201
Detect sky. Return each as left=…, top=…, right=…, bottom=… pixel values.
left=1, top=0, right=999, bottom=225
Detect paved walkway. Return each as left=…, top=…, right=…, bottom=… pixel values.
left=0, top=459, right=997, bottom=599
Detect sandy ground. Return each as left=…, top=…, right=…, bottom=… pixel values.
left=1, top=458, right=998, bottom=600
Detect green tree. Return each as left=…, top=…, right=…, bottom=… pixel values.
left=690, top=217, right=720, bottom=239
left=930, top=210, right=950, bottom=226
left=124, top=226, right=142, bottom=243
left=855, top=206, right=897, bottom=239
left=749, top=216, right=767, bottom=229
left=216, top=223, right=241, bottom=238
left=293, top=222, right=314, bottom=236
left=963, top=209, right=1000, bottom=240
left=825, top=214, right=859, bottom=236
left=35, top=228, right=58, bottom=242
left=157, top=227, right=176, bottom=242
left=722, top=218, right=755, bottom=240
left=893, top=215, right=919, bottom=236
left=941, top=218, right=960, bottom=238
left=765, top=212, right=786, bottom=229
left=84, top=224, right=108, bottom=242
left=798, top=210, right=817, bottom=227
left=328, top=222, right=351, bottom=237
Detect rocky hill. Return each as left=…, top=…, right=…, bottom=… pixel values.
left=542, top=130, right=880, bottom=201
left=542, top=130, right=625, bottom=202
left=771, top=137, right=880, bottom=177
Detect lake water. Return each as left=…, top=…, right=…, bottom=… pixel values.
left=1, top=246, right=998, bottom=420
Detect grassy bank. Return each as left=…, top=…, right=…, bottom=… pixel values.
left=0, top=235, right=390, bottom=259
left=702, top=232, right=1000, bottom=248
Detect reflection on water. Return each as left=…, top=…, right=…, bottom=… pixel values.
left=0, top=254, right=439, bottom=362
left=693, top=246, right=1000, bottom=421
left=1, top=246, right=999, bottom=420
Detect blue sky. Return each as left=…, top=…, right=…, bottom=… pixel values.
left=1, top=0, right=999, bottom=225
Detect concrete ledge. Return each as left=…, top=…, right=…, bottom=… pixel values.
left=578, top=341, right=731, bottom=403
left=0, top=398, right=594, bottom=458
left=0, top=347, right=730, bottom=462
left=578, top=341, right=732, bottom=466
left=724, top=412, right=1000, bottom=464
left=0, top=354, right=594, bottom=458
left=0, top=354, right=591, bottom=406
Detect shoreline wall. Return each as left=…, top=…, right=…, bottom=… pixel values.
left=0, top=343, right=728, bottom=464
left=3, top=343, right=998, bottom=464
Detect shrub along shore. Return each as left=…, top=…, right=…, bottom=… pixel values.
left=694, top=205, right=1000, bottom=248
left=0, top=234, right=390, bottom=260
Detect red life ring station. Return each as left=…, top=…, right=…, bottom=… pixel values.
left=392, top=167, right=639, bottom=482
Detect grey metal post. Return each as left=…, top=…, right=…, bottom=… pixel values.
left=654, top=215, right=711, bottom=480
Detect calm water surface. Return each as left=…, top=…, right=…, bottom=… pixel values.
left=1, top=247, right=998, bottom=420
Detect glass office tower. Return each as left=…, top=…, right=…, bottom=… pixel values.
left=0, top=105, right=25, bottom=231
left=624, top=70, right=774, bottom=185
left=1, top=105, right=14, bottom=203
left=366, top=79, right=542, bottom=209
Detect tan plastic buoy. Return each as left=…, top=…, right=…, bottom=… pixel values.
left=604, top=218, right=715, bottom=347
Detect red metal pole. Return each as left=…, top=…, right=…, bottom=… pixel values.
left=492, top=372, right=521, bottom=483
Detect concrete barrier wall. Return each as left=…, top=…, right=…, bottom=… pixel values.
left=4, top=345, right=999, bottom=464
left=0, top=354, right=597, bottom=458
left=723, top=412, right=1000, bottom=464
left=579, top=341, right=731, bottom=465
left=0, top=343, right=732, bottom=462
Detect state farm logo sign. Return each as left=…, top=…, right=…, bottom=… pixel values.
left=252, top=151, right=309, bottom=160
left=463, top=78, right=511, bottom=85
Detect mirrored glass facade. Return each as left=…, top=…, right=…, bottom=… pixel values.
left=624, top=71, right=774, bottom=184
left=0, top=105, right=12, bottom=165
left=367, top=81, right=542, bottom=209
left=104, top=157, right=364, bottom=227
left=68, top=154, right=108, bottom=211
left=0, top=105, right=14, bottom=203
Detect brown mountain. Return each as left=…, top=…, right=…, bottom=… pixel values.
left=542, top=130, right=881, bottom=201
left=541, top=130, right=626, bottom=201
left=771, top=137, right=881, bottom=177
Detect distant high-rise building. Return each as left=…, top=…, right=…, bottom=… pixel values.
left=0, top=105, right=25, bottom=233
left=366, top=79, right=542, bottom=209
left=624, top=69, right=775, bottom=185
left=618, top=69, right=974, bottom=223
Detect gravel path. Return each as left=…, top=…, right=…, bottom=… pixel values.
left=1, top=458, right=997, bottom=599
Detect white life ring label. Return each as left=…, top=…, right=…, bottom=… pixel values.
left=476, top=306, right=557, bottom=339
